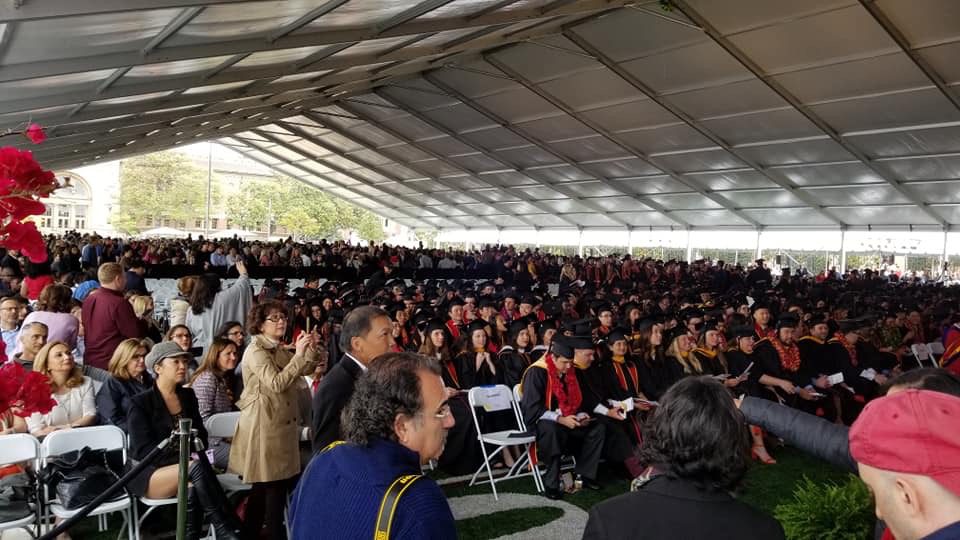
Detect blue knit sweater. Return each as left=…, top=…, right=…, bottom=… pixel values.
left=288, top=438, right=458, bottom=539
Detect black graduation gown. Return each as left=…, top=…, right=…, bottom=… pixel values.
left=635, top=351, right=682, bottom=402
left=576, top=360, right=636, bottom=462
left=436, top=354, right=483, bottom=475
left=454, top=351, right=498, bottom=389
left=725, top=348, right=762, bottom=397
left=797, top=336, right=830, bottom=380
left=598, top=355, right=644, bottom=446
left=519, top=362, right=605, bottom=489
left=824, top=340, right=879, bottom=398
left=692, top=348, right=727, bottom=376
left=498, top=346, right=531, bottom=390
left=528, top=345, right=548, bottom=362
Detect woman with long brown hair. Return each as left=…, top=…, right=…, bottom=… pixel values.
left=634, top=320, right=682, bottom=401
left=190, top=338, right=240, bottom=468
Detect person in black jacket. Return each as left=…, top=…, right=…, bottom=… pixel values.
left=311, top=306, right=394, bottom=452
left=582, top=376, right=785, bottom=540
left=127, top=341, right=240, bottom=540
left=95, top=338, right=153, bottom=431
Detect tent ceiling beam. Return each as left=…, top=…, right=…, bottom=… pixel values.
left=248, top=128, right=439, bottom=227
left=482, top=55, right=759, bottom=228
left=673, top=0, right=948, bottom=228
left=289, top=113, right=544, bottom=229
left=0, top=0, right=632, bottom=84
left=273, top=118, right=508, bottom=229
left=857, top=0, right=960, bottom=113
left=338, top=97, right=584, bottom=229
left=562, top=25, right=845, bottom=227
left=0, top=0, right=262, bottom=22
left=419, top=73, right=689, bottom=229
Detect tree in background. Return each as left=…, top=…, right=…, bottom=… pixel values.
left=113, top=152, right=220, bottom=234
left=227, top=175, right=385, bottom=242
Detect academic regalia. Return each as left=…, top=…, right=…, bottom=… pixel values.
left=574, top=356, right=639, bottom=476
left=825, top=334, right=878, bottom=398
left=520, top=348, right=605, bottom=492
left=635, top=350, right=682, bottom=402
left=499, top=320, right=533, bottom=389
left=725, top=346, right=761, bottom=397
left=434, top=351, right=483, bottom=475
left=691, top=347, right=726, bottom=376
left=498, top=345, right=530, bottom=390
left=797, top=335, right=830, bottom=379
left=529, top=344, right=548, bottom=362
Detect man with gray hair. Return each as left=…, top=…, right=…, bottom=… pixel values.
left=311, top=305, right=395, bottom=452
left=290, top=352, right=456, bottom=539
left=10, top=321, right=47, bottom=371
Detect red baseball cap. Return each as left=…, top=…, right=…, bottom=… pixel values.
left=850, top=389, right=960, bottom=496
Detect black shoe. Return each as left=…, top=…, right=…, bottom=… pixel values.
left=577, top=475, right=602, bottom=491
left=543, top=487, right=564, bottom=500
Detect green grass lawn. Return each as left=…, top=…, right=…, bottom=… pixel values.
left=441, top=446, right=853, bottom=540
left=69, top=447, right=852, bottom=539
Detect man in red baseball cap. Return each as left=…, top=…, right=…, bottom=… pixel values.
left=849, top=389, right=960, bottom=540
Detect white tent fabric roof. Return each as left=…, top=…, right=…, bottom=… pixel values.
left=2, top=0, right=960, bottom=231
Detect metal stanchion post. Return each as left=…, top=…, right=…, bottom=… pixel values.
left=176, top=418, right=192, bottom=540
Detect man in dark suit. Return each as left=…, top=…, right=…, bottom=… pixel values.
left=582, top=376, right=784, bottom=540
left=311, top=305, right=395, bottom=452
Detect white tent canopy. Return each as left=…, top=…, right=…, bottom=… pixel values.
left=140, top=226, right=189, bottom=238
left=2, top=0, right=960, bottom=232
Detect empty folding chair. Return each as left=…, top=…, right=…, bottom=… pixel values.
left=203, top=412, right=247, bottom=496
left=0, top=434, right=41, bottom=537
left=928, top=341, right=945, bottom=365
left=41, top=425, right=137, bottom=540
left=911, top=343, right=932, bottom=368
left=467, top=385, right=542, bottom=500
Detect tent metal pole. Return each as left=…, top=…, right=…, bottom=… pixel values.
left=577, top=228, right=584, bottom=258
left=685, top=230, right=692, bottom=263
left=754, top=230, right=761, bottom=261
left=840, top=229, right=848, bottom=274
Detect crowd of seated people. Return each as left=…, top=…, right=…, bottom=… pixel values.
left=2, top=235, right=960, bottom=539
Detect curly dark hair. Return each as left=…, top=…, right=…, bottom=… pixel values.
left=246, top=300, right=286, bottom=335
left=340, top=352, right=441, bottom=446
left=640, top=376, right=749, bottom=492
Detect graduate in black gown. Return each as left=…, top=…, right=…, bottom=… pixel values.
left=796, top=314, right=844, bottom=423
left=454, top=320, right=499, bottom=388
left=520, top=336, right=606, bottom=500
left=420, top=319, right=482, bottom=475
left=529, top=319, right=557, bottom=362
left=499, top=320, right=532, bottom=389
left=573, top=331, right=644, bottom=479
left=634, top=319, right=683, bottom=402
left=725, top=325, right=776, bottom=464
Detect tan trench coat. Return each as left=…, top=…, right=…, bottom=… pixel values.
left=228, top=335, right=317, bottom=483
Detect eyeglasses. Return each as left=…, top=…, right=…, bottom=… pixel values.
left=266, top=315, right=288, bottom=323
left=228, top=330, right=244, bottom=336
left=433, top=403, right=452, bottom=420
left=171, top=333, right=190, bottom=339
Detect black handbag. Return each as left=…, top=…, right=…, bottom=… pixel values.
left=0, top=470, right=35, bottom=522
left=40, top=447, right=126, bottom=510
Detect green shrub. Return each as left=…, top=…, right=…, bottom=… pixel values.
left=774, top=475, right=875, bottom=540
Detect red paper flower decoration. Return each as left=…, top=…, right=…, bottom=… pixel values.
left=24, top=123, right=46, bottom=144
left=0, top=141, right=58, bottom=263
left=0, top=361, right=57, bottom=418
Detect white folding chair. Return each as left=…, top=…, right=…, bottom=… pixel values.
left=203, top=412, right=247, bottom=495
left=0, top=434, right=41, bottom=537
left=41, top=425, right=137, bottom=540
left=928, top=341, right=945, bottom=365
left=467, top=385, right=542, bottom=500
left=911, top=343, right=933, bottom=368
